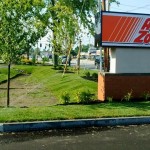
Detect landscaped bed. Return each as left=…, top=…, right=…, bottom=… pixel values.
left=0, top=65, right=150, bottom=123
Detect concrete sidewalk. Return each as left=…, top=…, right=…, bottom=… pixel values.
left=0, top=116, right=150, bottom=132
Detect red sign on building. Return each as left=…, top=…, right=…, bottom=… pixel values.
left=101, top=11, right=150, bottom=48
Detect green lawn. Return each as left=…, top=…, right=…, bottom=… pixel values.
left=0, top=65, right=150, bottom=123
left=12, top=65, right=98, bottom=103
left=0, top=101, right=150, bottom=123
left=0, top=65, right=19, bottom=83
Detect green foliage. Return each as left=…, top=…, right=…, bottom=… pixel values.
left=46, top=0, right=98, bottom=66
left=84, top=71, right=90, bottom=78
left=60, top=92, right=71, bottom=105
left=122, top=90, right=133, bottom=102
left=76, top=90, right=94, bottom=104
left=141, top=91, right=150, bottom=101
left=0, top=0, right=48, bottom=64
left=42, top=57, right=49, bottom=64
left=70, top=50, right=77, bottom=57
left=106, top=96, right=113, bottom=102
left=58, top=65, right=63, bottom=70
left=0, top=67, right=19, bottom=83
left=21, top=59, right=33, bottom=65
left=83, top=71, right=98, bottom=81
left=110, top=0, right=120, bottom=5
left=74, top=44, right=89, bottom=56
left=32, top=55, right=36, bottom=65
left=91, top=72, right=98, bottom=80
left=13, top=65, right=34, bottom=74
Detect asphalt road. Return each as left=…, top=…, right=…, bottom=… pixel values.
left=0, top=125, right=149, bottom=150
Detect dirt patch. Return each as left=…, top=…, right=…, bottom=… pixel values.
left=0, top=75, right=58, bottom=107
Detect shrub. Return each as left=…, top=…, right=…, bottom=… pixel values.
left=121, top=90, right=133, bottom=102
left=58, top=65, right=63, bottom=70
left=21, top=59, right=33, bottom=65
left=12, top=57, right=21, bottom=64
left=32, top=55, right=36, bottom=65
left=142, top=91, right=150, bottom=101
left=76, top=90, right=94, bottom=104
left=42, top=57, right=49, bottom=64
left=106, top=96, right=113, bottom=102
left=84, top=71, right=90, bottom=78
left=91, top=72, right=98, bottom=80
left=60, top=92, right=70, bottom=104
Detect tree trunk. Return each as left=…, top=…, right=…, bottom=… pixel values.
left=63, top=40, right=72, bottom=76
left=7, top=63, right=11, bottom=107
left=53, top=52, right=58, bottom=67
left=27, top=49, right=29, bottom=60
left=77, top=39, right=82, bottom=74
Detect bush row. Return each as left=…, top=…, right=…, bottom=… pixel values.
left=106, top=90, right=150, bottom=102
left=61, top=89, right=150, bottom=105
left=84, top=71, right=98, bottom=81
left=60, top=90, right=95, bottom=105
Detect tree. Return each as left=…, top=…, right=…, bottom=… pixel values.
left=50, top=2, right=80, bottom=73
left=108, top=0, right=120, bottom=10
left=45, top=0, right=97, bottom=66
left=0, top=0, right=48, bottom=107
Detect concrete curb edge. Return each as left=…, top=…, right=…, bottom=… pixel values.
left=0, top=116, right=150, bottom=132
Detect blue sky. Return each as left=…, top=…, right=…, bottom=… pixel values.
left=110, top=0, right=150, bottom=14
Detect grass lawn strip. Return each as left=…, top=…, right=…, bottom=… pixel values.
left=0, top=101, right=150, bottom=123
left=0, top=65, right=97, bottom=107
left=0, top=65, right=150, bottom=123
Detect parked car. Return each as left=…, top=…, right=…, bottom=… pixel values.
left=61, top=56, right=67, bottom=64
left=94, top=55, right=104, bottom=69
left=59, top=55, right=71, bottom=65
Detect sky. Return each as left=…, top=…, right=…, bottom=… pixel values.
left=40, top=0, right=150, bottom=50
left=110, top=0, right=150, bottom=14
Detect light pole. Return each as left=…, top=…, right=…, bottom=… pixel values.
left=98, top=0, right=103, bottom=72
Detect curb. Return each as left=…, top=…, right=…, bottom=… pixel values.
left=0, top=116, right=150, bottom=132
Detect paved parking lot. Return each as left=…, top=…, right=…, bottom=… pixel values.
left=0, top=125, right=149, bottom=150
left=71, top=59, right=97, bottom=70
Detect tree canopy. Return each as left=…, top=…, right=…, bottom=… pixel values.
left=0, top=0, right=48, bottom=63
left=43, top=0, right=98, bottom=65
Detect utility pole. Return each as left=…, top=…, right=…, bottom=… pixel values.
left=102, top=0, right=109, bottom=72
left=102, top=0, right=106, bottom=11
left=97, top=0, right=103, bottom=72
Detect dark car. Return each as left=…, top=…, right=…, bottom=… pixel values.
left=60, top=55, right=71, bottom=65
left=94, top=55, right=104, bottom=69
left=61, top=56, right=67, bottom=64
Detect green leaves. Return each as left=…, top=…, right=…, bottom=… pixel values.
left=0, top=0, right=48, bottom=63
left=46, top=0, right=97, bottom=56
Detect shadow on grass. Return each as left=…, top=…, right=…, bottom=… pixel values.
left=81, top=76, right=98, bottom=82
left=86, top=101, right=150, bottom=111
left=0, top=74, right=29, bottom=85
left=58, top=99, right=150, bottom=112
